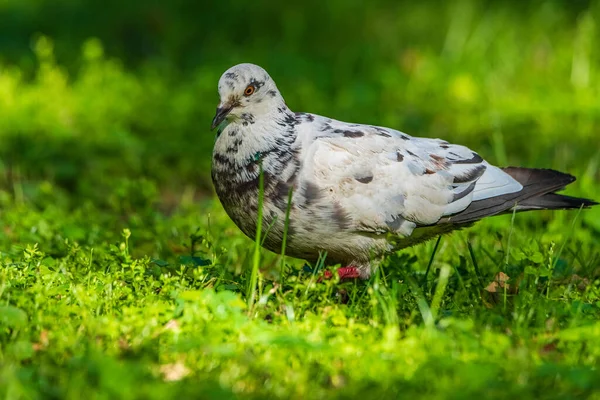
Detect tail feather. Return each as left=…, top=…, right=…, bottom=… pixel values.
left=517, top=192, right=597, bottom=211
left=441, top=167, right=597, bottom=224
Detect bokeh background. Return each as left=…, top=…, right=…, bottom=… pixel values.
left=1, top=1, right=600, bottom=397
left=1, top=0, right=598, bottom=209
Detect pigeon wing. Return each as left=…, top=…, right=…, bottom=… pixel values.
left=300, top=119, right=522, bottom=236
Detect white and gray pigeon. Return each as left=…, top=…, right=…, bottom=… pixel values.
left=210, top=63, right=597, bottom=279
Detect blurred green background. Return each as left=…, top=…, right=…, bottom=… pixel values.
left=1, top=2, right=600, bottom=398
left=1, top=0, right=598, bottom=211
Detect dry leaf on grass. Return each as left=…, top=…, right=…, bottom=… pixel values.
left=484, top=272, right=514, bottom=293
left=164, top=319, right=181, bottom=333
left=482, top=272, right=519, bottom=307
left=32, top=330, right=49, bottom=351
left=160, top=361, right=190, bottom=382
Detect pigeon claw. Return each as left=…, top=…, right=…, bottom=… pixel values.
left=337, top=266, right=361, bottom=280
left=319, top=266, right=361, bottom=282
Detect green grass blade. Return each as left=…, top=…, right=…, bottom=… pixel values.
left=423, top=236, right=442, bottom=291
left=247, top=163, right=264, bottom=314
left=279, top=187, right=294, bottom=285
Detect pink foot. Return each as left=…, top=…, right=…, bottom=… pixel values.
left=337, top=266, right=361, bottom=280
left=319, top=266, right=361, bottom=282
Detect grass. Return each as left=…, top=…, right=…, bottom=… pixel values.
left=1, top=1, right=600, bottom=398
left=2, top=203, right=600, bottom=399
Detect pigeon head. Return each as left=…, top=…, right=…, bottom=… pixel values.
left=211, top=63, right=284, bottom=130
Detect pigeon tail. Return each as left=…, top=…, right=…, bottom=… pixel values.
left=441, top=167, right=597, bottom=224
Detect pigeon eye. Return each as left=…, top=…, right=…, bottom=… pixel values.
left=244, top=85, right=255, bottom=96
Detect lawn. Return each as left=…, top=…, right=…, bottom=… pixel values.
left=1, top=1, right=600, bottom=399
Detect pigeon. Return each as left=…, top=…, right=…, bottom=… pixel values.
left=210, top=63, right=597, bottom=279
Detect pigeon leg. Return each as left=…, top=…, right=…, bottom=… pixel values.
left=337, top=266, right=361, bottom=279
left=321, top=266, right=361, bottom=281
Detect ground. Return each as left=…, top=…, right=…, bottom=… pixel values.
left=1, top=1, right=600, bottom=399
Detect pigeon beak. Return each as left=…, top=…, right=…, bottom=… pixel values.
left=211, top=104, right=233, bottom=131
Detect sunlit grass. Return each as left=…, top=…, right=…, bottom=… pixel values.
left=1, top=1, right=600, bottom=398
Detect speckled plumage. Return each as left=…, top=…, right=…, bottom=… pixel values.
left=211, top=63, right=597, bottom=278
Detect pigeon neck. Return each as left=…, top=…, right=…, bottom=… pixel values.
left=214, top=104, right=297, bottom=166
left=211, top=104, right=300, bottom=208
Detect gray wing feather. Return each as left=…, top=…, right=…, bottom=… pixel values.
left=301, top=115, right=524, bottom=235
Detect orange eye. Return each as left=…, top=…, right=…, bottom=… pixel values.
left=244, top=85, right=255, bottom=96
